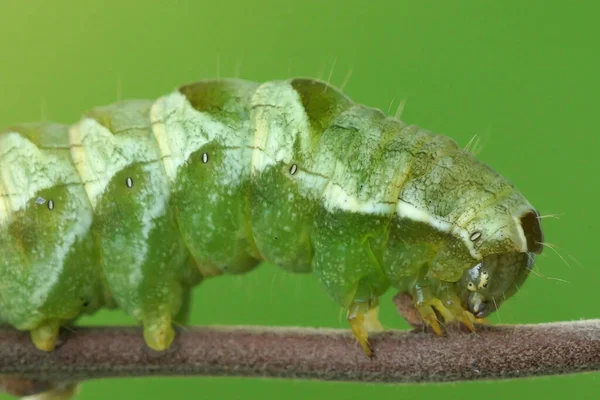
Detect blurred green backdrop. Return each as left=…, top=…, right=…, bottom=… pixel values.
left=1, top=0, right=598, bottom=399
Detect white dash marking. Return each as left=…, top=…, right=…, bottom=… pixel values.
left=470, top=231, right=482, bottom=241
left=397, top=200, right=480, bottom=259
left=322, top=183, right=395, bottom=214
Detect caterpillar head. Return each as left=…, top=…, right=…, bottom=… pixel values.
left=457, top=208, right=543, bottom=318
left=428, top=190, right=543, bottom=283
left=457, top=251, right=534, bottom=317
left=462, top=184, right=544, bottom=256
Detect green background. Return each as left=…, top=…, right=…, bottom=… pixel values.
left=1, top=0, right=598, bottom=398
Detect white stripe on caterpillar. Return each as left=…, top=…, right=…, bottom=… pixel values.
left=321, top=183, right=397, bottom=214
left=316, top=110, right=411, bottom=215
left=0, top=131, right=94, bottom=305
left=397, top=200, right=480, bottom=259
left=250, top=81, right=311, bottom=174
left=0, top=132, right=79, bottom=226
left=29, top=184, right=93, bottom=306
left=69, top=117, right=179, bottom=289
left=151, top=91, right=251, bottom=186
left=69, top=118, right=159, bottom=208
left=125, top=162, right=174, bottom=289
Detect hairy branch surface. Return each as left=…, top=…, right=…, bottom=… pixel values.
left=1, top=319, right=599, bottom=394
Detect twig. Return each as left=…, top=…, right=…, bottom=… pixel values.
left=1, top=320, right=599, bottom=390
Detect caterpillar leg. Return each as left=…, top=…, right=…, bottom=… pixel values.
left=364, top=305, right=384, bottom=332
left=142, top=313, right=175, bottom=352
left=436, top=283, right=488, bottom=329
left=29, top=320, right=61, bottom=352
left=347, top=301, right=372, bottom=357
left=142, top=286, right=196, bottom=351
left=347, top=298, right=382, bottom=357
left=410, top=283, right=487, bottom=335
left=411, top=284, right=444, bottom=335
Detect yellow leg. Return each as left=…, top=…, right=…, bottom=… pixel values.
left=26, top=322, right=80, bottom=399
left=364, top=305, right=384, bottom=332
left=436, top=283, right=489, bottom=329
left=411, top=283, right=489, bottom=335
left=347, top=302, right=373, bottom=357
left=412, top=285, right=444, bottom=335
left=143, top=314, right=175, bottom=351
left=30, top=320, right=60, bottom=352
left=414, top=302, right=444, bottom=336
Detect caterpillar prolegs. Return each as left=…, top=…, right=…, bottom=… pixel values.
left=0, top=78, right=543, bottom=360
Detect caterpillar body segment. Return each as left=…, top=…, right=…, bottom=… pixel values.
left=0, top=78, right=543, bottom=358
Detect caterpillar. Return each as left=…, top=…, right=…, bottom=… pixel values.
left=0, top=78, right=543, bottom=360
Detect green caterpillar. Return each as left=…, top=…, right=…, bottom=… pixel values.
left=0, top=78, right=543, bottom=359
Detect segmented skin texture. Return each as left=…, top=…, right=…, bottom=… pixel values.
left=0, top=78, right=543, bottom=356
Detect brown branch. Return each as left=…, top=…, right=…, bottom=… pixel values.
left=1, top=319, right=599, bottom=394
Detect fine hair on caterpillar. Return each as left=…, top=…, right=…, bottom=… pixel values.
left=0, top=77, right=544, bottom=368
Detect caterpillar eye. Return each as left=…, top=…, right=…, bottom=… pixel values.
left=478, top=270, right=490, bottom=289
left=520, top=210, right=543, bottom=254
